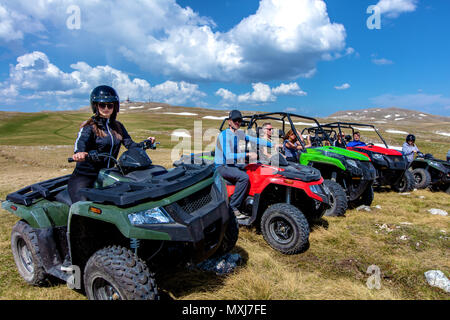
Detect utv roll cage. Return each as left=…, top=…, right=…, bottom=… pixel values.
left=306, top=122, right=389, bottom=148
left=219, top=112, right=331, bottom=148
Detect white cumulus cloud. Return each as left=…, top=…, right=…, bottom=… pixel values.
left=0, top=0, right=348, bottom=83
left=334, top=83, right=351, bottom=90
left=216, top=82, right=307, bottom=106
left=0, top=51, right=207, bottom=109
left=376, top=0, right=418, bottom=18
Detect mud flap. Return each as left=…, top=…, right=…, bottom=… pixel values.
left=34, top=228, right=70, bottom=282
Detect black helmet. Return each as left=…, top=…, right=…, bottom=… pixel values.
left=90, top=85, right=120, bottom=115
left=406, top=134, right=415, bottom=143
left=228, top=110, right=243, bottom=121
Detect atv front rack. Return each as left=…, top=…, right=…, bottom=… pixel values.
left=6, top=175, right=71, bottom=206
left=80, top=164, right=215, bottom=206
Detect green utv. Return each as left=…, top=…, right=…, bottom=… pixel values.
left=252, top=113, right=376, bottom=217
left=2, top=141, right=237, bottom=300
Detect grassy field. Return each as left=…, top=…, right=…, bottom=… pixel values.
left=0, top=108, right=449, bottom=300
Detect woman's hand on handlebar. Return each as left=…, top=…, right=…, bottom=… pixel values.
left=72, top=152, right=88, bottom=162
left=146, top=136, right=156, bottom=144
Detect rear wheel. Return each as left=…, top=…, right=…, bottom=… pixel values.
left=323, top=180, right=348, bottom=217
left=11, top=220, right=48, bottom=286
left=84, top=246, right=158, bottom=300
left=261, top=203, right=309, bottom=255
left=411, top=168, right=431, bottom=189
left=392, top=170, right=415, bottom=192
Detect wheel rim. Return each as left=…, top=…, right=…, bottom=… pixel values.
left=17, top=238, right=34, bottom=274
left=92, top=277, right=122, bottom=300
left=414, top=173, right=422, bottom=184
left=268, top=217, right=294, bottom=244
left=325, top=192, right=336, bottom=214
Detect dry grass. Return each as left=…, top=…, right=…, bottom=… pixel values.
left=1, top=145, right=448, bottom=300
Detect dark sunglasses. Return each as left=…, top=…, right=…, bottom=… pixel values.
left=98, top=103, right=115, bottom=110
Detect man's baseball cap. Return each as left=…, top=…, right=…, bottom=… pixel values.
left=229, top=110, right=243, bottom=121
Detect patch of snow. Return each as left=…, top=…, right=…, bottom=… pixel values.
left=394, top=118, right=405, bottom=121
left=428, top=208, right=448, bottom=216
left=171, top=131, right=191, bottom=138
left=163, top=112, right=198, bottom=116
left=384, top=115, right=392, bottom=118
left=386, top=129, right=408, bottom=135
left=400, top=222, right=413, bottom=225
left=354, top=126, right=375, bottom=132
left=435, top=131, right=450, bottom=137
left=424, top=270, right=450, bottom=293
left=129, top=106, right=144, bottom=109
left=202, top=116, right=228, bottom=120
left=356, top=205, right=371, bottom=212
left=374, top=121, right=387, bottom=124
left=399, top=192, right=411, bottom=196
left=293, top=121, right=316, bottom=126
left=419, top=113, right=427, bottom=117
left=148, top=107, right=163, bottom=111
left=398, top=235, right=408, bottom=241
left=374, top=205, right=382, bottom=210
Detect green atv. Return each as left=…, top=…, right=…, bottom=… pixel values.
left=245, top=113, right=376, bottom=217
left=410, top=152, right=450, bottom=193
left=2, top=141, right=237, bottom=300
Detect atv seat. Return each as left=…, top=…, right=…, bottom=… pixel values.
left=123, top=165, right=168, bottom=182
left=54, top=188, right=73, bottom=206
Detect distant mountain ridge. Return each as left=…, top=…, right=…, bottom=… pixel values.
left=328, top=107, right=450, bottom=123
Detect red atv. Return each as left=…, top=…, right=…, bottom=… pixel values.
left=175, top=117, right=330, bottom=255
left=322, top=122, right=415, bottom=192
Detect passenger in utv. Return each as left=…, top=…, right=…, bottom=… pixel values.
left=334, top=132, right=346, bottom=148
left=68, top=85, right=155, bottom=203
left=283, top=129, right=308, bottom=162
left=214, top=110, right=273, bottom=219
left=402, top=134, right=420, bottom=164
left=347, top=131, right=366, bottom=147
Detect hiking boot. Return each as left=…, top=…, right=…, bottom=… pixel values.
left=233, top=209, right=247, bottom=219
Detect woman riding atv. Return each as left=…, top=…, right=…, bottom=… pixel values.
left=68, top=85, right=155, bottom=203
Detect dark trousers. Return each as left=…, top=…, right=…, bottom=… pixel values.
left=217, top=165, right=249, bottom=211
left=67, top=174, right=97, bottom=203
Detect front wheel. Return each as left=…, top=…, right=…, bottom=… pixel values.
left=349, top=185, right=374, bottom=208
left=84, top=246, right=159, bottom=300
left=392, top=170, right=415, bottom=192
left=323, top=180, right=348, bottom=217
left=260, top=203, right=310, bottom=255
left=11, top=220, right=48, bottom=286
left=411, top=168, right=431, bottom=189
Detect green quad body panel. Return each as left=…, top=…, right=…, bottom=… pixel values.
left=2, top=176, right=214, bottom=241
left=299, top=146, right=370, bottom=170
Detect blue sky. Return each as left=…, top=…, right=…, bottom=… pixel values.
left=0, top=0, right=449, bottom=116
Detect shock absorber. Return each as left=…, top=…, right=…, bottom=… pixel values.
left=130, top=238, right=140, bottom=255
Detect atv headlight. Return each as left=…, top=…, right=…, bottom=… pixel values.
left=372, top=153, right=383, bottom=160
left=346, top=159, right=358, bottom=168
left=429, top=161, right=443, bottom=169
left=128, top=207, right=173, bottom=225
left=309, top=184, right=323, bottom=194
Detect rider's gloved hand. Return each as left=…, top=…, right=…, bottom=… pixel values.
left=72, top=152, right=88, bottom=162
